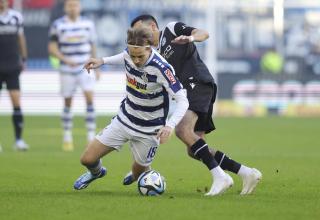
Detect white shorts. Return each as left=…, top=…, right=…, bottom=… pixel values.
left=95, top=117, right=160, bottom=166
left=60, top=69, right=95, bottom=98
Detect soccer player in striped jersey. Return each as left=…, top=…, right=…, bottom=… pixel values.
left=48, top=0, right=100, bottom=151
left=73, top=27, right=189, bottom=190
left=0, top=0, right=28, bottom=150
left=131, top=15, right=262, bottom=196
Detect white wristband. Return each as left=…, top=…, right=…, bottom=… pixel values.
left=102, top=57, right=108, bottom=64
left=189, top=35, right=195, bottom=42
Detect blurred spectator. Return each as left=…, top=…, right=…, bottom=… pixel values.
left=48, top=0, right=100, bottom=151
left=0, top=0, right=29, bottom=150
left=260, top=49, right=283, bottom=74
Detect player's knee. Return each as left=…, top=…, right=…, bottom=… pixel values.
left=175, top=125, right=186, bottom=139
left=80, top=154, right=95, bottom=166
left=175, top=125, right=192, bottom=141
left=208, top=147, right=217, bottom=156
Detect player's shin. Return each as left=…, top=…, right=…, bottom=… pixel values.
left=132, top=162, right=150, bottom=181
left=62, top=106, right=73, bottom=142
left=213, top=150, right=242, bottom=174
left=12, top=107, right=23, bottom=140
left=190, top=139, right=219, bottom=170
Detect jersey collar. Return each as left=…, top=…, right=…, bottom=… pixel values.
left=64, top=15, right=81, bottom=23
left=157, top=30, right=164, bottom=52
left=144, top=48, right=155, bottom=66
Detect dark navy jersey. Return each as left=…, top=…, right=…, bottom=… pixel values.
left=157, top=22, right=214, bottom=85
left=0, top=9, right=23, bottom=72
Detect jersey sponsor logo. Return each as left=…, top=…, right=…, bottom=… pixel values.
left=164, top=69, right=176, bottom=84
left=66, top=36, right=86, bottom=43
left=162, top=45, right=174, bottom=60
left=126, top=74, right=147, bottom=91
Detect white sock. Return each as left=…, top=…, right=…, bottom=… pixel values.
left=64, top=130, right=72, bottom=142
left=86, top=105, right=96, bottom=142
left=210, top=166, right=226, bottom=180
left=87, top=131, right=95, bottom=142
left=238, top=165, right=252, bottom=178
left=16, top=139, right=23, bottom=143
left=62, top=107, right=73, bottom=142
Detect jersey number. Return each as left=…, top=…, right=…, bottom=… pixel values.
left=147, top=146, right=158, bottom=159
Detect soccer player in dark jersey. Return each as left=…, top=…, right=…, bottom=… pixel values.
left=130, top=14, right=262, bottom=196
left=0, top=0, right=28, bottom=150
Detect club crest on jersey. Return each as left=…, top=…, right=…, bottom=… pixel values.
left=141, top=72, right=148, bottom=83
left=161, top=37, right=166, bottom=46
left=164, top=69, right=176, bottom=84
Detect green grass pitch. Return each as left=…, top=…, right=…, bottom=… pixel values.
left=0, top=116, right=319, bottom=220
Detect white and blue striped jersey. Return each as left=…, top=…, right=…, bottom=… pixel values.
left=49, top=16, right=96, bottom=74
left=110, top=48, right=187, bottom=135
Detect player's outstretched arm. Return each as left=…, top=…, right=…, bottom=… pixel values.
left=84, top=58, right=104, bottom=73
left=171, top=28, right=209, bottom=44
left=84, top=52, right=125, bottom=73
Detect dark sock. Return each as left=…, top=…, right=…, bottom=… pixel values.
left=190, top=139, right=218, bottom=170
left=214, top=150, right=241, bottom=174
left=12, top=107, right=23, bottom=140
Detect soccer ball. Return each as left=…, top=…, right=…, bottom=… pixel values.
left=137, top=170, right=166, bottom=196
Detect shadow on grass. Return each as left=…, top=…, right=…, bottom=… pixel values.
left=1, top=189, right=234, bottom=200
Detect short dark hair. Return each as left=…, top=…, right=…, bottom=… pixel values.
left=130, top=14, right=158, bottom=28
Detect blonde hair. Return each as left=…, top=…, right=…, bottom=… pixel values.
left=127, top=27, right=154, bottom=47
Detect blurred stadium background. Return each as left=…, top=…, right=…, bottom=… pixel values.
left=1, top=0, right=320, bottom=116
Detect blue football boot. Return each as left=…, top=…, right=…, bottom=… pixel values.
left=74, top=167, right=106, bottom=190
left=123, top=171, right=135, bottom=185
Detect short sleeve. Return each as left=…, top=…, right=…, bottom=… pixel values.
left=16, top=11, right=24, bottom=35
left=166, top=22, right=195, bottom=36
left=48, top=22, right=58, bottom=42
